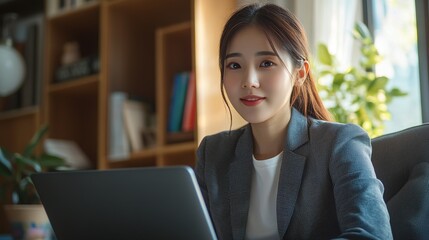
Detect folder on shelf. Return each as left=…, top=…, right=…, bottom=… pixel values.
left=182, top=71, right=196, bottom=132
left=167, top=72, right=189, bottom=132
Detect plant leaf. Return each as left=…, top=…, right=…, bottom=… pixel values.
left=333, top=73, right=345, bottom=91
left=38, top=154, right=66, bottom=168
left=368, top=77, right=388, bottom=94
left=353, top=22, right=372, bottom=42
left=317, top=44, right=333, bottom=66
left=14, top=154, right=42, bottom=173
left=0, top=148, right=12, bottom=177
left=389, top=88, right=407, bottom=97
left=23, top=125, right=49, bottom=158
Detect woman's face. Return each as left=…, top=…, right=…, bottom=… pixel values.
left=223, top=25, right=297, bottom=124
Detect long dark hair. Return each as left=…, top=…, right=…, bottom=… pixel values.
left=219, top=3, right=331, bottom=122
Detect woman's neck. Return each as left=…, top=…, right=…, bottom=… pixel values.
left=251, top=108, right=291, bottom=160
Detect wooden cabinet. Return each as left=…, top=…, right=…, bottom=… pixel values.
left=40, top=0, right=240, bottom=170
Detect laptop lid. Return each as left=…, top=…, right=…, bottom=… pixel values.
left=31, top=166, right=217, bottom=240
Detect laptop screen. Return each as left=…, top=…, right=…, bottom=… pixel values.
left=32, top=166, right=217, bottom=240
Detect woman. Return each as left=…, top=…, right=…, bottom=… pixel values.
left=195, top=3, right=392, bottom=240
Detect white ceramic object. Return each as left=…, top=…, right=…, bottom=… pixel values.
left=0, top=45, right=25, bottom=96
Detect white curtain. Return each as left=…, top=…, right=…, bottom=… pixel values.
left=236, top=0, right=362, bottom=69
left=312, top=0, right=362, bottom=69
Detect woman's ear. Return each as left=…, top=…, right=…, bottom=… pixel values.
left=295, top=61, right=309, bottom=86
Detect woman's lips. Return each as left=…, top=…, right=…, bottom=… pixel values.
left=240, top=95, right=266, bottom=106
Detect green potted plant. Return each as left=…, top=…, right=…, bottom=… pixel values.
left=0, top=125, right=66, bottom=240
left=315, top=22, right=407, bottom=137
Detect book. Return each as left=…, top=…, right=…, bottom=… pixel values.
left=167, top=72, right=189, bottom=132
left=123, top=99, right=147, bottom=152
left=108, top=92, right=130, bottom=160
left=182, top=71, right=196, bottom=132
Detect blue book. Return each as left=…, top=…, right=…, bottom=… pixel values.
left=167, top=72, right=189, bottom=132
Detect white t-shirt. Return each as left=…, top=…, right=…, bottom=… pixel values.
left=245, top=152, right=283, bottom=240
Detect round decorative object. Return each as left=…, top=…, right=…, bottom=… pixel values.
left=0, top=45, right=26, bottom=96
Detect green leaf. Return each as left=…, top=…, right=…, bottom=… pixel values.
left=333, top=73, right=345, bottom=90
left=317, top=44, right=333, bottom=66
left=14, top=154, right=42, bottom=173
left=23, top=125, right=49, bottom=158
left=389, top=88, right=407, bottom=97
left=353, top=22, right=373, bottom=42
left=368, top=76, right=388, bottom=94
left=0, top=148, right=12, bottom=177
left=38, top=154, right=66, bottom=168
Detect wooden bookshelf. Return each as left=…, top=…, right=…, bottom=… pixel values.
left=39, top=0, right=238, bottom=170
left=0, top=0, right=238, bottom=232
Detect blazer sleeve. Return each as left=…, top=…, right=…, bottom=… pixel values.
left=329, top=124, right=393, bottom=240
left=195, top=137, right=210, bottom=213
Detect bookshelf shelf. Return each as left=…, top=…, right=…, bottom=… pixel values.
left=0, top=106, right=39, bottom=121
left=48, top=75, right=99, bottom=94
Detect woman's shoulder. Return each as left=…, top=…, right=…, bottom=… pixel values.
left=309, top=118, right=369, bottom=141
left=197, top=125, right=248, bottom=163
left=202, top=125, right=247, bottom=145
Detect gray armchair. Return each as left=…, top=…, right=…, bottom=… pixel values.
left=371, top=124, right=429, bottom=239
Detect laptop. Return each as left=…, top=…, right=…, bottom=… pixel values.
left=31, top=166, right=217, bottom=240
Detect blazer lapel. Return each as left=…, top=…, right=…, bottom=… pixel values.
left=277, top=108, right=309, bottom=238
left=229, top=125, right=253, bottom=240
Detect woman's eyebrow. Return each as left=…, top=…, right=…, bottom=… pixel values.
left=256, top=51, right=277, bottom=56
left=225, top=52, right=241, bottom=59
left=225, top=51, right=277, bottom=59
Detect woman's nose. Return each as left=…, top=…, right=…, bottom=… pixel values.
left=241, top=68, right=260, bottom=89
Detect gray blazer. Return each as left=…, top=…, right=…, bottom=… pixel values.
left=195, top=108, right=393, bottom=240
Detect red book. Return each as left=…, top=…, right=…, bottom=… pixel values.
left=182, top=71, right=196, bottom=131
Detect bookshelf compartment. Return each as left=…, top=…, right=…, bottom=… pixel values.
left=105, top=0, right=191, bottom=97
left=47, top=3, right=100, bottom=85
left=156, top=22, right=193, bottom=146
left=48, top=90, right=99, bottom=168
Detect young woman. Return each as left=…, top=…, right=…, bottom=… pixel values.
left=195, top=3, right=392, bottom=240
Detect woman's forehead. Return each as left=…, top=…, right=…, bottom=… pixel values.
left=227, top=26, right=274, bottom=53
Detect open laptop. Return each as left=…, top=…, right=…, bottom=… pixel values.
left=31, top=166, right=217, bottom=240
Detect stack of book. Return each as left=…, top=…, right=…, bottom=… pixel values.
left=166, top=71, right=196, bottom=143
left=108, top=92, right=156, bottom=161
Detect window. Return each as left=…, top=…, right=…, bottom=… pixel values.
left=365, top=0, right=427, bottom=133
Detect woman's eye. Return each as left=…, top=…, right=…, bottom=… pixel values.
left=226, top=62, right=241, bottom=69
left=260, top=61, right=274, bottom=68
